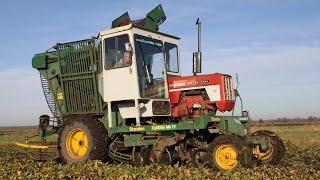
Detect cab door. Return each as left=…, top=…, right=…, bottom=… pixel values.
left=101, top=33, right=139, bottom=102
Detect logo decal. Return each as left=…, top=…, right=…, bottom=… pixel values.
left=57, top=93, right=63, bottom=100
left=186, top=80, right=209, bottom=85
left=129, top=127, right=145, bottom=132
left=211, top=117, right=221, bottom=122
left=170, top=80, right=209, bottom=88
left=151, top=124, right=177, bottom=131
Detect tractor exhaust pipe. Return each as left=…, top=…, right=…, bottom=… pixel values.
left=197, top=18, right=201, bottom=54
left=193, top=18, right=202, bottom=76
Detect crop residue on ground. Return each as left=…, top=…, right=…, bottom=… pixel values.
left=0, top=125, right=320, bottom=179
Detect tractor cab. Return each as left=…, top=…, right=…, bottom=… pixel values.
left=97, top=9, right=180, bottom=127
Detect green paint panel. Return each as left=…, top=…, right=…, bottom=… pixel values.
left=110, top=122, right=193, bottom=133
left=109, top=115, right=250, bottom=137
left=124, top=134, right=157, bottom=147
left=218, top=116, right=248, bottom=137
left=144, top=4, right=166, bottom=31
left=32, top=54, right=47, bottom=69
left=32, top=51, right=59, bottom=70
left=111, top=12, right=131, bottom=29
left=234, top=89, right=240, bottom=97
left=251, top=139, right=269, bottom=150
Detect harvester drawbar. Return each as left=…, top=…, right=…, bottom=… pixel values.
left=16, top=4, right=285, bottom=170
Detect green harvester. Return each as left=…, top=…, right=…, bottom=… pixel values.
left=16, top=4, right=285, bottom=170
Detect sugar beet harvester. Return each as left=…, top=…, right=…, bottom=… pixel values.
left=17, top=5, right=285, bottom=170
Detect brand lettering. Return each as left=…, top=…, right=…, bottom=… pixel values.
left=129, top=127, right=145, bottom=132
left=151, top=124, right=177, bottom=131
left=186, top=80, right=209, bottom=85
left=211, top=117, right=221, bottom=122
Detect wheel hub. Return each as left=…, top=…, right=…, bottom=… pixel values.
left=66, top=128, right=88, bottom=159
left=215, top=145, right=238, bottom=170
left=253, top=144, right=273, bottom=160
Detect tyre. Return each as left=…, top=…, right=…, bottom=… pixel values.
left=251, top=130, right=285, bottom=165
left=58, top=116, right=108, bottom=164
left=209, top=134, right=253, bottom=171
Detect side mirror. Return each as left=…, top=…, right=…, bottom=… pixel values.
left=235, top=73, right=240, bottom=89
left=193, top=52, right=202, bottom=74
left=125, top=42, right=133, bottom=54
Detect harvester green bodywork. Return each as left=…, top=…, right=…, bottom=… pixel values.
left=113, top=115, right=250, bottom=147
left=32, top=39, right=102, bottom=116
left=32, top=40, right=260, bottom=150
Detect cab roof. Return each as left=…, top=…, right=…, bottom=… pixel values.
left=98, top=23, right=180, bottom=40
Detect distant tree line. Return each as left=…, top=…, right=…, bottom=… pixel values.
left=251, top=116, right=320, bottom=126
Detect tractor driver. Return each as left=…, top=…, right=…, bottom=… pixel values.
left=114, top=51, right=132, bottom=68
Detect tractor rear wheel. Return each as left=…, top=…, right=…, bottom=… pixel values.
left=251, top=130, right=285, bottom=165
left=209, top=134, right=253, bottom=171
left=58, top=116, right=108, bottom=164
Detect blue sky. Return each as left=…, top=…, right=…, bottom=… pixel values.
left=0, top=0, right=319, bottom=126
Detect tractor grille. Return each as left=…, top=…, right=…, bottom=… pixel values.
left=223, top=76, right=233, bottom=101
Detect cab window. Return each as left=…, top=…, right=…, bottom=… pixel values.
left=164, top=42, right=178, bottom=73
left=104, top=34, right=129, bottom=69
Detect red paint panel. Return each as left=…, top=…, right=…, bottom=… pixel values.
left=168, top=73, right=235, bottom=111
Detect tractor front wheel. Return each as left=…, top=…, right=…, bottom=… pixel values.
left=58, top=116, right=108, bottom=164
left=209, top=134, right=253, bottom=171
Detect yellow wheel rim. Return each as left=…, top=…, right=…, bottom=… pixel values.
left=66, top=128, right=88, bottom=159
left=215, top=145, right=238, bottom=170
left=253, top=144, right=273, bottom=161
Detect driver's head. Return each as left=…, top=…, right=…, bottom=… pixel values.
left=123, top=51, right=132, bottom=65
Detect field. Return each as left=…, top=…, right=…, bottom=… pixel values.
left=0, top=125, right=320, bottom=179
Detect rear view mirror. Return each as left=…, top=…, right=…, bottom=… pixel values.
left=125, top=42, right=133, bottom=54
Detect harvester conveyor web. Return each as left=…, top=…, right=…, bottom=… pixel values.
left=40, top=74, right=59, bottom=116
